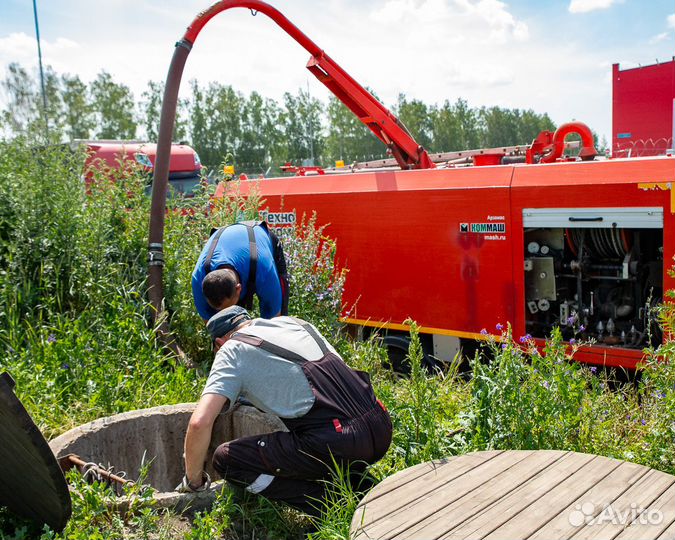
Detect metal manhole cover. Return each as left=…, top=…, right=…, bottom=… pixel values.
left=0, top=371, right=71, bottom=531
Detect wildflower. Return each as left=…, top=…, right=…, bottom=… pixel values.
left=567, top=315, right=576, bottom=325
left=569, top=338, right=576, bottom=345
left=579, top=325, right=586, bottom=333
left=641, top=419, right=647, bottom=426
left=62, top=363, right=70, bottom=370
left=480, top=328, right=488, bottom=335
left=543, top=381, right=550, bottom=389
left=501, top=343, right=508, bottom=350
left=590, top=367, right=597, bottom=374
left=47, top=334, right=56, bottom=344
left=519, top=334, right=532, bottom=343
left=496, top=323, right=503, bottom=331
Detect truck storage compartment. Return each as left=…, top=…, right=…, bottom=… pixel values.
left=522, top=207, right=664, bottom=348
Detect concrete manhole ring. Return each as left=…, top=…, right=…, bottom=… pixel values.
left=49, top=403, right=286, bottom=512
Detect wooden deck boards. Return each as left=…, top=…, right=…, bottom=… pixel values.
left=351, top=450, right=675, bottom=540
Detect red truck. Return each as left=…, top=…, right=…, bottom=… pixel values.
left=78, top=140, right=203, bottom=196
left=149, top=1, right=674, bottom=369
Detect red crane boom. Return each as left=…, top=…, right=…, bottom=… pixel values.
left=148, top=1, right=434, bottom=326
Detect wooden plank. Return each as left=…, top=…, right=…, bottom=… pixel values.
left=614, top=482, right=675, bottom=540
left=576, top=475, right=675, bottom=540
left=395, top=450, right=568, bottom=540
left=483, top=454, right=626, bottom=539
left=656, top=515, right=675, bottom=540
left=361, top=456, right=459, bottom=505
left=442, top=451, right=597, bottom=540
left=529, top=459, right=652, bottom=540
left=355, top=451, right=537, bottom=540
left=352, top=451, right=502, bottom=535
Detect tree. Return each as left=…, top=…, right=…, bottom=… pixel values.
left=429, top=100, right=462, bottom=152
left=395, top=94, right=432, bottom=150
left=187, top=80, right=244, bottom=171
left=237, top=91, right=285, bottom=174
left=140, top=81, right=162, bottom=142
left=1, top=63, right=38, bottom=134
left=478, top=106, right=520, bottom=147
left=61, top=73, right=94, bottom=140
left=324, top=95, right=384, bottom=164
left=517, top=109, right=555, bottom=144
left=89, top=71, right=137, bottom=139
left=280, top=89, right=324, bottom=165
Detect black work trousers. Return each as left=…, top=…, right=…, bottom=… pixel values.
left=212, top=404, right=391, bottom=515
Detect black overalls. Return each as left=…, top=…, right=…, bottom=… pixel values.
left=212, top=319, right=392, bottom=515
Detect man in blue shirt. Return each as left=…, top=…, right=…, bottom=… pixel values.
left=191, top=222, right=288, bottom=321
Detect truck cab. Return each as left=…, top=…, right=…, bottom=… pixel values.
left=77, top=140, right=204, bottom=196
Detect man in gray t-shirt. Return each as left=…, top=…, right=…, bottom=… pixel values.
left=178, top=306, right=392, bottom=515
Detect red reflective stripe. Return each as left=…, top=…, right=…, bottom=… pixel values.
left=332, top=418, right=343, bottom=433
left=377, top=399, right=387, bottom=412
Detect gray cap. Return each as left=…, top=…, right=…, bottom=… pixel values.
left=206, top=306, right=251, bottom=339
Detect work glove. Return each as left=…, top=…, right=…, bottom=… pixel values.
left=175, top=471, right=212, bottom=493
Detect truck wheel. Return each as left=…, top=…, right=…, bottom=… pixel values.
left=382, top=335, right=411, bottom=374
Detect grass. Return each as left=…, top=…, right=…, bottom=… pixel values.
left=0, top=138, right=674, bottom=539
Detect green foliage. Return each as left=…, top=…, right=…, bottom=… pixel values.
left=2, top=63, right=560, bottom=174
left=277, top=213, right=347, bottom=337
left=183, top=490, right=234, bottom=540
left=324, top=95, right=382, bottom=164
left=1, top=138, right=674, bottom=540
left=89, top=72, right=137, bottom=140
left=462, top=326, right=591, bottom=451
left=396, top=94, right=433, bottom=150
left=375, top=322, right=466, bottom=472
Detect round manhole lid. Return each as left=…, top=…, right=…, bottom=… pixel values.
left=0, top=372, right=71, bottom=531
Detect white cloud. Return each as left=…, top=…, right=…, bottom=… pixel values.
left=668, top=14, right=675, bottom=29
left=568, top=0, right=618, bottom=14
left=373, top=0, right=528, bottom=43
left=649, top=32, right=669, bottom=45
left=0, top=32, right=79, bottom=75
left=3, top=0, right=671, bottom=145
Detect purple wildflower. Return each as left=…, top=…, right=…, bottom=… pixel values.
left=590, top=367, right=597, bottom=374
left=566, top=315, right=576, bottom=325
left=543, top=381, right=550, bottom=389
left=519, top=334, right=532, bottom=343
left=569, top=338, right=576, bottom=345
left=62, top=363, right=70, bottom=370
left=501, top=343, right=508, bottom=350
left=47, top=334, right=56, bottom=344
left=480, top=328, right=488, bottom=335
left=496, top=323, right=503, bottom=331
left=579, top=325, right=586, bottom=333
left=641, top=419, right=647, bottom=425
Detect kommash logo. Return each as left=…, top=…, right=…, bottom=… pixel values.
left=471, top=223, right=506, bottom=233
left=260, top=210, right=296, bottom=226
left=459, top=216, right=506, bottom=241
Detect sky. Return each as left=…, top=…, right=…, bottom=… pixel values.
left=1, top=0, right=674, bottom=145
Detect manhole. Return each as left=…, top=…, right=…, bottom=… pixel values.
left=49, top=403, right=286, bottom=512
